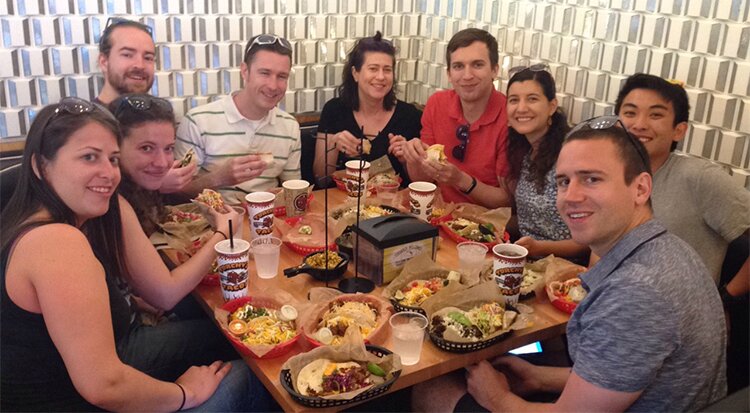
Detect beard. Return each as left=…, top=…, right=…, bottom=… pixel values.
left=108, top=69, right=154, bottom=95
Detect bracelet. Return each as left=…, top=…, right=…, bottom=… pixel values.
left=176, top=383, right=186, bottom=411
left=461, top=175, right=478, bottom=195
left=214, top=230, right=228, bottom=240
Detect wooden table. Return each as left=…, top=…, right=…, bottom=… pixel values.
left=191, top=189, right=570, bottom=412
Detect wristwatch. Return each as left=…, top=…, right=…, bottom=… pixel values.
left=462, top=176, right=478, bottom=195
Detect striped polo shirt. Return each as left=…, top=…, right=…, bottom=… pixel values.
left=175, top=94, right=302, bottom=204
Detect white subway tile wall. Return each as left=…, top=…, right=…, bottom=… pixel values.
left=0, top=0, right=747, bottom=185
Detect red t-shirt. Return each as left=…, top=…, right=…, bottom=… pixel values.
left=420, top=89, right=509, bottom=203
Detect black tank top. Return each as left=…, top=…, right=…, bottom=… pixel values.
left=1, top=228, right=133, bottom=411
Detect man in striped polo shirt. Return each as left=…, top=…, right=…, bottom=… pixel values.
left=175, top=34, right=302, bottom=204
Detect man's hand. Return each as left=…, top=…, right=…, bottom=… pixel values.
left=491, top=355, right=543, bottom=396
left=387, top=133, right=408, bottom=163
left=159, top=160, right=197, bottom=194
left=465, top=360, right=512, bottom=411
left=429, top=160, right=464, bottom=187
left=402, top=138, right=428, bottom=165
left=215, top=154, right=268, bottom=187
left=515, top=236, right=540, bottom=257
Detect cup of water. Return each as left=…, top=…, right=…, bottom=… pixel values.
left=388, top=312, right=428, bottom=366
left=251, top=236, right=282, bottom=279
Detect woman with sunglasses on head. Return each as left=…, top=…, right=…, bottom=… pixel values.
left=466, top=66, right=589, bottom=260
left=313, top=31, right=422, bottom=185
left=1, top=98, right=270, bottom=411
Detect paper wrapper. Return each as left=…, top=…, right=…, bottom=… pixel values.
left=520, top=255, right=556, bottom=297
left=445, top=203, right=512, bottom=240
left=276, top=213, right=335, bottom=249
left=281, top=328, right=402, bottom=400
left=381, top=253, right=476, bottom=306
left=213, top=291, right=305, bottom=358
left=298, top=290, right=393, bottom=347
left=150, top=203, right=212, bottom=256
left=542, top=256, right=587, bottom=286
left=422, top=281, right=533, bottom=342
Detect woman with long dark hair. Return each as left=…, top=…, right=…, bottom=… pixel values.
left=313, top=31, right=422, bottom=184
left=1, top=98, right=269, bottom=411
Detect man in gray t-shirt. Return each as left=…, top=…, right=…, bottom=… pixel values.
left=458, top=119, right=726, bottom=412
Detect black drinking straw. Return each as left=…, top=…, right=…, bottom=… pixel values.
left=228, top=219, right=234, bottom=249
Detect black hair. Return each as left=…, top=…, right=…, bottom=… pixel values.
left=99, top=18, right=153, bottom=56
left=338, top=31, right=397, bottom=111
left=1, top=102, right=127, bottom=282
left=506, top=69, right=569, bottom=193
left=446, top=28, right=499, bottom=68
left=614, top=73, right=690, bottom=152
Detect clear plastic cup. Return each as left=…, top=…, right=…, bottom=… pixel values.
left=251, top=236, right=282, bottom=279
left=457, top=241, right=488, bottom=272
left=389, top=312, right=428, bottom=365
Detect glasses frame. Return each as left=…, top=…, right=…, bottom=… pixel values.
left=565, top=115, right=649, bottom=169
left=105, top=17, right=153, bottom=36
left=507, top=63, right=550, bottom=79
left=452, top=124, right=470, bottom=162
left=244, top=34, right=292, bottom=60
left=113, top=95, right=173, bottom=118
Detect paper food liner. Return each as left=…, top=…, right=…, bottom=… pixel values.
left=150, top=203, right=212, bottom=256
left=381, top=253, right=477, bottom=306
left=421, top=281, right=533, bottom=343
left=213, top=291, right=304, bottom=358
left=298, top=290, right=393, bottom=347
left=281, top=327, right=402, bottom=400
left=445, top=203, right=512, bottom=241
left=520, top=254, right=556, bottom=297
left=392, top=187, right=456, bottom=220
left=542, top=256, right=587, bottom=286
left=328, top=200, right=401, bottom=238
left=276, top=213, right=335, bottom=249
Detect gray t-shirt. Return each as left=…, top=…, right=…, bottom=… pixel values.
left=568, top=220, right=727, bottom=412
left=652, top=153, right=750, bottom=284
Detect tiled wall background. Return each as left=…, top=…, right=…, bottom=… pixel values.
left=1, top=0, right=749, bottom=186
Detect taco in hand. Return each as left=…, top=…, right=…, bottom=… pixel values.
left=193, top=188, right=226, bottom=212
left=426, top=144, right=447, bottom=164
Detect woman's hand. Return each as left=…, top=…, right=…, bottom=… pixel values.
left=515, top=236, right=540, bottom=256
left=334, top=130, right=366, bottom=157
left=176, top=361, right=232, bottom=410
left=402, top=138, right=428, bottom=165
left=159, top=161, right=197, bottom=194
left=387, top=133, right=408, bottom=163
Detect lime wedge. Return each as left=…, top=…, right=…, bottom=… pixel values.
left=367, top=362, right=386, bottom=377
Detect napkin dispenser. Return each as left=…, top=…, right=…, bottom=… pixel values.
left=352, top=213, right=439, bottom=285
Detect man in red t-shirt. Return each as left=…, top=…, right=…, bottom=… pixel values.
left=403, top=28, right=510, bottom=205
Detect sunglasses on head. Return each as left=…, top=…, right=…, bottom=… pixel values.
left=105, top=17, right=153, bottom=36
left=507, top=63, right=550, bottom=79
left=565, top=115, right=649, bottom=168
left=37, top=97, right=113, bottom=150
left=113, top=95, right=173, bottom=118
left=244, top=34, right=292, bottom=59
left=453, top=124, right=470, bottom=162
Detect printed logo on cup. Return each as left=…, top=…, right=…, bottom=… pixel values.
left=245, top=191, right=276, bottom=238
left=282, top=179, right=310, bottom=217
left=492, top=244, right=528, bottom=306
left=408, top=181, right=437, bottom=221
left=345, top=160, right=370, bottom=199
left=214, top=239, right=250, bottom=301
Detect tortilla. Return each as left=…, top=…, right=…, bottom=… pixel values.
left=179, top=148, right=195, bottom=167
left=296, top=359, right=371, bottom=397
left=426, top=144, right=447, bottom=164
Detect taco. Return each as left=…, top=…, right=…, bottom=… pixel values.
left=426, top=144, right=447, bottom=164
left=393, top=272, right=460, bottom=307
left=316, top=300, right=379, bottom=346
left=179, top=148, right=195, bottom=167
left=430, top=302, right=516, bottom=343
left=193, top=188, right=226, bottom=212
left=296, top=358, right=386, bottom=397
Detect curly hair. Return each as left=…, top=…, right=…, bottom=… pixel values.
left=506, top=69, right=569, bottom=193
left=338, top=31, right=397, bottom=111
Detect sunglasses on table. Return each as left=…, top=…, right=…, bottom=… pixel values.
left=244, top=34, right=292, bottom=59
left=565, top=115, right=649, bottom=169
left=452, top=124, right=470, bottom=162
left=113, top=95, right=173, bottom=118
left=507, top=63, right=550, bottom=79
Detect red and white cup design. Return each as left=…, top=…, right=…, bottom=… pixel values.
left=492, top=244, right=528, bottom=306
left=281, top=179, right=311, bottom=217
left=214, top=239, right=250, bottom=301
left=408, top=181, right=437, bottom=221
left=345, top=160, right=370, bottom=201
left=244, top=191, right=276, bottom=239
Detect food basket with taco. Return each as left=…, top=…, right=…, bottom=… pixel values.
left=422, top=281, right=529, bottom=353
left=280, top=327, right=402, bottom=408
left=542, top=257, right=588, bottom=314
left=438, top=204, right=511, bottom=247
left=519, top=255, right=557, bottom=300
left=382, top=253, right=477, bottom=315
left=298, top=290, right=392, bottom=347
left=214, top=295, right=300, bottom=359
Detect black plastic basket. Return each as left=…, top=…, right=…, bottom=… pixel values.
left=428, top=328, right=512, bottom=353
left=389, top=298, right=427, bottom=316
left=280, top=345, right=402, bottom=408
